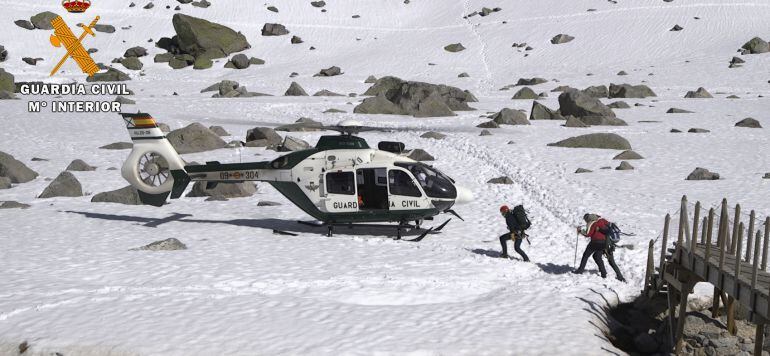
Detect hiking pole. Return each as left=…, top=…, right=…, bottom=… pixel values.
left=573, top=230, right=579, bottom=267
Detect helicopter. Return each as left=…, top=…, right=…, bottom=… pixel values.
left=118, top=112, right=474, bottom=241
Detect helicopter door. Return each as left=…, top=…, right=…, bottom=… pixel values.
left=356, top=168, right=388, bottom=210
left=323, top=170, right=359, bottom=213
left=387, top=168, right=428, bottom=211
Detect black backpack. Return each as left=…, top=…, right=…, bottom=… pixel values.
left=512, top=205, right=531, bottom=230
left=601, top=221, right=622, bottom=243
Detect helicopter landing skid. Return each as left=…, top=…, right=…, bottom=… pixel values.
left=295, top=219, right=451, bottom=241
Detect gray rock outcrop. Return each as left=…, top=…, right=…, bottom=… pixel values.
left=166, top=123, right=227, bottom=154
left=0, top=151, right=38, bottom=183
left=547, top=133, right=631, bottom=150
left=354, top=76, right=476, bottom=117
left=38, top=171, right=82, bottom=198
left=91, top=186, right=142, bottom=205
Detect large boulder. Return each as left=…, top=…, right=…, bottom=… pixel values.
left=511, top=87, right=538, bottom=100
left=124, top=46, right=148, bottom=58
left=735, top=118, right=761, bottom=128
left=613, top=150, right=643, bottom=160
left=563, top=116, right=588, bottom=128
left=686, top=167, right=720, bottom=181
left=550, top=34, right=574, bottom=44
left=315, top=66, right=342, bottom=77
left=609, top=84, right=656, bottom=98
left=38, top=171, right=83, bottom=198
left=0, top=68, right=15, bottom=93
left=91, top=186, right=142, bottom=205
left=406, top=149, right=435, bottom=161
left=186, top=181, right=257, bottom=198
left=516, top=77, right=547, bottom=86
left=31, top=11, right=58, bottom=30
left=120, top=57, right=143, bottom=70
left=262, top=23, right=289, bottom=36
left=529, top=101, right=563, bottom=120
left=229, top=53, right=250, bottom=69
left=172, top=14, right=250, bottom=60
left=87, top=68, right=130, bottom=82
left=547, top=133, right=631, bottom=150
left=476, top=120, right=499, bottom=129
left=0, top=177, right=10, bottom=189
left=742, top=37, right=769, bottom=54
left=166, top=123, right=227, bottom=154
left=277, top=136, right=311, bottom=152
left=581, top=85, right=608, bottom=98
left=354, top=76, right=476, bottom=117
left=66, top=159, right=96, bottom=171
left=0, top=151, right=38, bottom=183
left=558, top=89, right=616, bottom=118
left=246, top=127, right=283, bottom=146
left=492, top=108, right=530, bottom=125
left=578, top=116, right=627, bottom=126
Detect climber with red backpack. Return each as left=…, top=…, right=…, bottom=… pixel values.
left=498, top=205, right=531, bottom=262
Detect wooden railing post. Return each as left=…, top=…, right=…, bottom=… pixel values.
left=705, top=209, right=715, bottom=269
left=728, top=222, right=744, bottom=336
left=660, top=214, right=670, bottom=275
left=679, top=195, right=690, bottom=247
left=762, top=216, right=770, bottom=271
left=735, top=222, right=744, bottom=286
left=746, top=210, right=756, bottom=262
left=752, top=230, right=761, bottom=296
left=730, top=204, right=741, bottom=254
left=645, top=239, right=655, bottom=294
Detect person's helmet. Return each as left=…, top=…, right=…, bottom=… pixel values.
left=500, top=205, right=510, bottom=213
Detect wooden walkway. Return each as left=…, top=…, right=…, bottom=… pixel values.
left=644, top=196, right=770, bottom=354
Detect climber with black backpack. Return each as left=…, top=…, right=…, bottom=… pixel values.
left=498, top=204, right=531, bottom=261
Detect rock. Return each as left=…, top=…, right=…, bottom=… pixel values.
left=0, top=69, right=14, bottom=93
left=0, top=151, right=38, bottom=183
left=100, top=142, right=132, bottom=150
left=124, top=46, right=148, bottom=57
left=313, top=89, right=344, bottom=97
left=580, top=85, right=608, bottom=98
left=278, top=136, right=311, bottom=152
left=154, top=53, right=174, bottom=63
left=564, top=116, right=588, bottom=128
left=476, top=120, right=499, bottom=129
left=579, top=116, right=627, bottom=126
left=512, top=87, right=538, bottom=99
left=444, top=43, right=466, bottom=52
left=609, top=84, right=656, bottom=98
left=14, top=20, right=35, bottom=30
left=66, top=159, right=96, bottom=171
left=406, top=149, right=435, bottom=161
left=688, top=128, right=710, bottom=133
left=120, top=57, right=143, bottom=70
left=205, top=126, right=228, bottom=136
left=0, top=90, right=17, bottom=100
left=38, top=171, right=82, bottom=198
left=364, top=75, right=378, bottom=83
left=315, top=66, right=342, bottom=77
left=727, top=95, right=740, bottom=99
left=667, top=108, right=693, bottom=113
left=616, top=161, right=634, bottom=170
left=686, top=167, right=720, bottom=180
left=763, top=173, right=770, bottom=179
left=267, top=6, right=278, bottom=12
left=323, top=108, right=345, bottom=114
left=487, top=176, right=513, bottom=184
left=613, top=150, right=643, bottom=160
left=529, top=101, right=563, bottom=120
left=87, top=68, right=130, bottom=82
left=143, top=2, right=154, bottom=9
left=458, top=72, right=469, bottom=78
left=133, top=238, right=187, bottom=251
left=191, top=0, right=210, bottom=8
left=262, top=23, right=289, bottom=36
left=617, top=71, right=628, bottom=76
left=0, top=201, right=30, bottom=209
left=0, top=46, right=6, bottom=62
left=94, top=24, right=116, bottom=33
left=355, top=76, right=476, bottom=117
left=22, top=57, right=42, bottom=65
left=311, top=1, right=326, bottom=7
left=193, top=56, right=213, bottom=69
left=547, top=133, right=631, bottom=150
left=516, top=77, right=548, bottom=86
left=31, top=11, right=58, bottom=30
left=230, top=53, right=250, bottom=69
left=492, top=108, right=530, bottom=125
left=114, top=95, right=135, bottom=105
left=187, top=181, right=257, bottom=198
left=257, top=201, right=281, bottom=206
left=742, top=37, right=769, bottom=54
left=172, top=14, right=250, bottom=60
left=91, top=186, right=142, bottom=205
left=166, top=123, right=227, bottom=154
left=246, top=127, right=282, bottom=145
left=558, top=89, right=616, bottom=118
left=670, top=24, right=683, bottom=31
left=575, top=168, right=592, bottom=173
left=284, top=81, right=308, bottom=96
left=291, top=35, right=303, bottom=44
left=670, top=129, right=682, bottom=133
left=421, top=131, right=446, bottom=140
left=735, top=118, right=761, bottom=128
left=479, top=130, right=492, bottom=136
left=731, top=56, right=745, bottom=64
left=608, top=101, right=630, bottom=109
left=684, top=87, right=713, bottom=98
left=551, top=34, right=574, bottom=44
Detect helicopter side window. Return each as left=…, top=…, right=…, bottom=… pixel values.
left=326, top=171, right=355, bottom=195
left=395, top=163, right=457, bottom=199
left=388, top=170, right=421, bottom=197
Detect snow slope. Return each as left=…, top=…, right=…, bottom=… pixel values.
left=1, top=0, right=770, bottom=355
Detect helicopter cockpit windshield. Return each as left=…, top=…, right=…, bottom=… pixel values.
left=395, top=162, right=457, bottom=199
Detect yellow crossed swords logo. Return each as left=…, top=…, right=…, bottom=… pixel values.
left=49, top=15, right=100, bottom=77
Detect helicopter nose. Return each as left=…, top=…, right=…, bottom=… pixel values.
left=455, top=185, right=474, bottom=204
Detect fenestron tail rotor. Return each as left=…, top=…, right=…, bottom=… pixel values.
left=137, top=152, right=170, bottom=188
